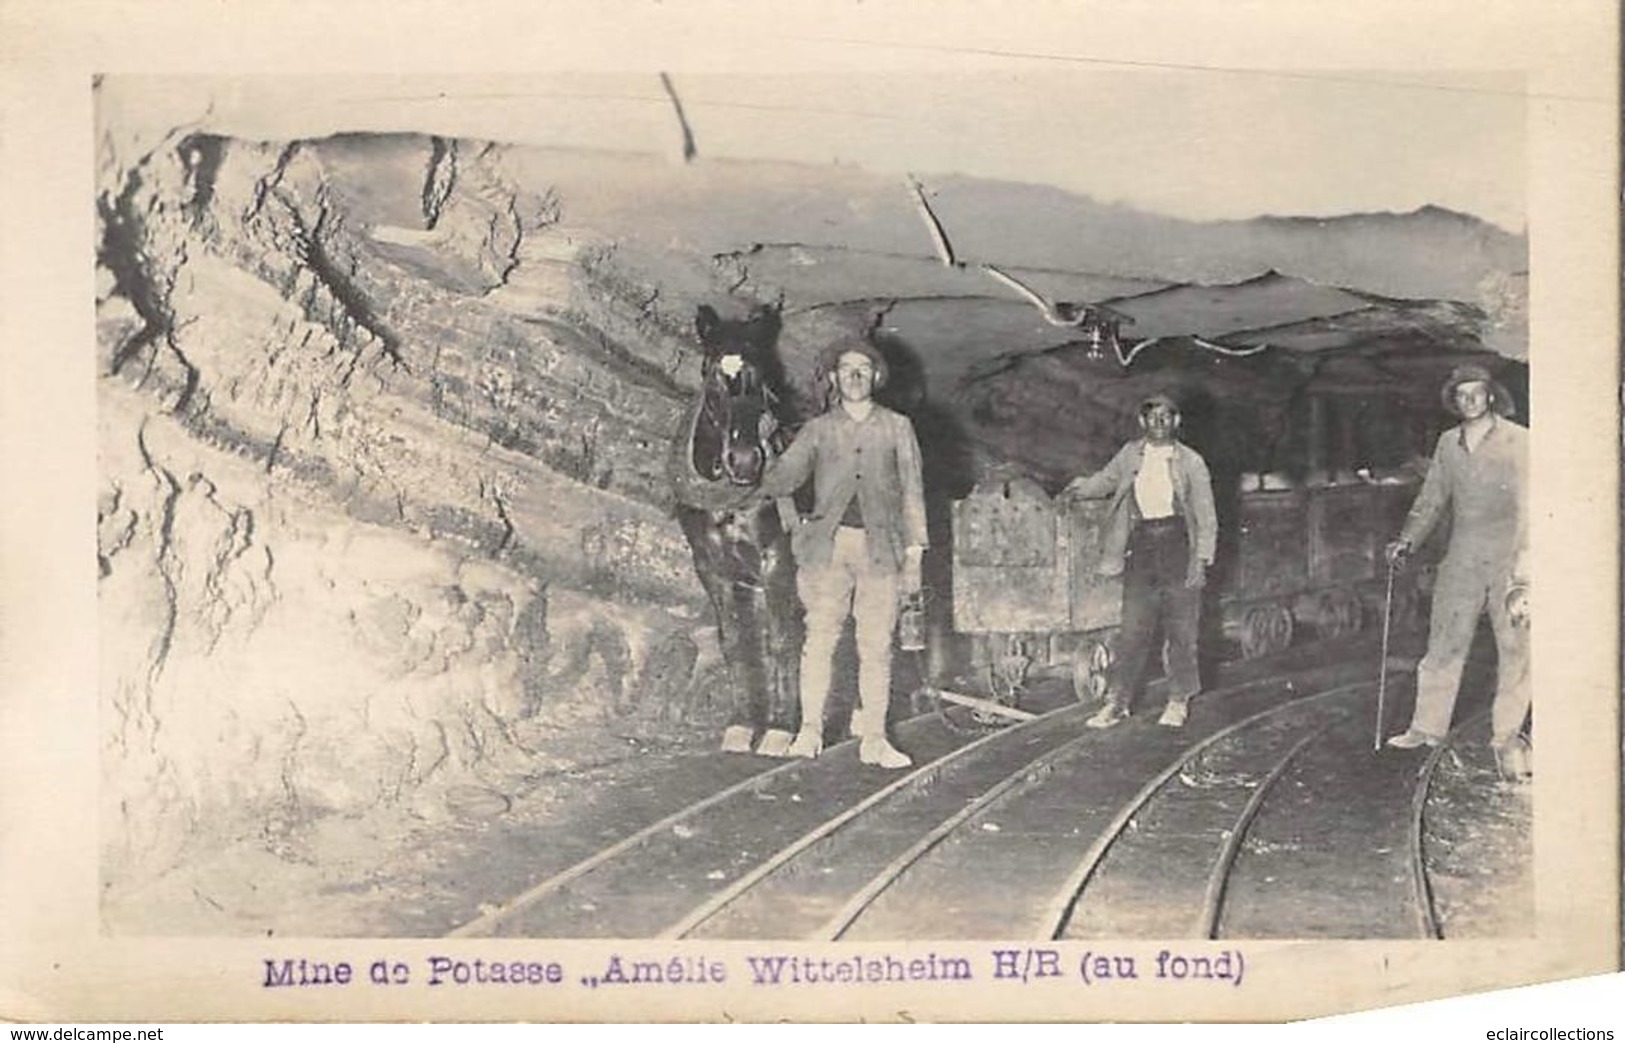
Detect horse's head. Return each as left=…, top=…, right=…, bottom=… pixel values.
left=691, top=303, right=785, bottom=486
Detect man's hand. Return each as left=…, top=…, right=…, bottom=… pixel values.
left=902, top=545, right=925, bottom=594
left=1506, top=583, right=1530, bottom=629
left=723, top=485, right=761, bottom=511
left=1059, top=476, right=1092, bottom=503
left=1384, top=539, right=1410, bottom=566
left=1185, top=560, right=1208, bottom=590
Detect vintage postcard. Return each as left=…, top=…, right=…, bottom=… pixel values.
left=0, top=0, right=1617, bottom=1025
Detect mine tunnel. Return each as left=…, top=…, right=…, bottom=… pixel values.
left=96, top=113, right=1530, bottom=939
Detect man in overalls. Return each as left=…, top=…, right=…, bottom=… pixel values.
left=1384, top=365, right=1530, bottom=780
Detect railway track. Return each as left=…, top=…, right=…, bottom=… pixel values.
left=1413, top=711, right=1534, bottom=937
left=1053, top=697, right=1490, bottom=940
left=830, top=679, right=1375, bottom=940
left=451, top=645, right=1500, bottom=940
left=447, top=701, right=1032, bottom=938
left=820, top=683, right=1366, bottom=941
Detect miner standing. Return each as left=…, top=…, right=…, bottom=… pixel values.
left=751, top=341, right=927, bottom=768
left=1064, top=391, right=1217, bottom=729
left=1384, top=364, right=1530, bottom=779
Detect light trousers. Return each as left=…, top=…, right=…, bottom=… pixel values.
left=1409, top=556, right=1531, bottom=745
left=796, top=526, right=900, bottom=739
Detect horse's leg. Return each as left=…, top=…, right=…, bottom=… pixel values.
left=715, top=578, right=766, bottom=753
left=730, top=576, right=782, bottom=757
left=719, top=534, right=784, bottom=751
left=732, top=508, right=792, bottom=756
left=756, top=528, right=800, bottom=756
left=678, top=509, right=756, bottom=753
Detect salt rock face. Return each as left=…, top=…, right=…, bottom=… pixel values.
left=96, top=127, right=740, bottom=902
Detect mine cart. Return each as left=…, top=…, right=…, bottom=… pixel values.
left=941, top=472, right=1429, bottom=716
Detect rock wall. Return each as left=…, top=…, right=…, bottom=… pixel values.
left=96, top=128, right=744, bottom=897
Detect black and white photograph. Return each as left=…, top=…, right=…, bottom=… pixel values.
left=1, top=0, right=1618, bottom=1026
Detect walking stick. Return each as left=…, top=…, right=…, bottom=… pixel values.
left=1374, top=554, right=1399, bottom=752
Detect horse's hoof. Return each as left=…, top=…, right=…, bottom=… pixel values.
left=721, top=725, right=755, bottom=754
left=755, top=728, right=794, bottom=758
left=785, top=730, right=824, bottom=759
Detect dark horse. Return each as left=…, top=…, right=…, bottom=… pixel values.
left=670, top=304, right=802, bottom=756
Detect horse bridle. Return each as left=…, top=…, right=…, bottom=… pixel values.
left=702, top=356, right=780, bottom=485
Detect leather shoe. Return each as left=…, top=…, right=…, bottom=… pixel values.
left=1087, top=704, right=1129, bottom=729
left=785, top=729, right=823, bottom=759
left=1493, top=736, right=1532, bottom=782
left=859, top=737, right=912, bottom=769
left=1385, top=729, right=1442, bottom=750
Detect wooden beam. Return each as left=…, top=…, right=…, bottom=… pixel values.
left=931, top=687, right=1038, bottom=722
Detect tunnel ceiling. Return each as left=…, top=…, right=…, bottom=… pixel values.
left=307, top=135, right=1526, bottom=356
left=163, top=131, right=1528, bottom=487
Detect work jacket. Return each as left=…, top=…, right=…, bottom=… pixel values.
left=1064, top=438, right=1217, bottom=577
left=1399, top=417, right=1527, bottom=576
left=757, top=403, right=929, bottom=570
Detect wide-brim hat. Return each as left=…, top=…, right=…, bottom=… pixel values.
left=1138, top=391, right=1181, bottom=415
left=1440, top=363, right=1515, bottom=417
left=816, top=340, right=889, bottom=389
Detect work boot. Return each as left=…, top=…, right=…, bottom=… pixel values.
left=755, top=728, right=794, bottom=758
left=1157, top=700, right=1189, bottom=728
left=1493, top=735, right=1532, bottom=782
left=785, top=729, right=824, bottom=759
left=859, top=736, right=912, bottom=769
left=1385, top=728, right=1443, bottom=750
left=1087, top=702, right=1129, bottom=729
left=720, top=725, right=754, bottom=754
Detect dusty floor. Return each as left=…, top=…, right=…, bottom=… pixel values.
left=1421, top=733, right=1535, bottom=937
left=101, top=719, right=733, bottom=937
left=103, top=636, right=1532, bottom=940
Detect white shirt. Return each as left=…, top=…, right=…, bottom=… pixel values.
left=1134, top=444, right=1178, bottom=519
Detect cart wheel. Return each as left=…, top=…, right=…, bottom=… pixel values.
left=1240, top=603, right=1294, bottom=659
left=990, top=660, right=1024, bottom=703
left=1071, top=632, right=1116, bottom=703
left=1320, top=587, right=1363, bottom=640
left=988, top=634, right=1030, bottom=704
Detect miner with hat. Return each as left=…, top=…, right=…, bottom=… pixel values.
left=1063, top=390, right=1218, bottom=730
left=747, top=339, right=927, bottom=768
left=1384, top=363, right=1530, bottom=780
